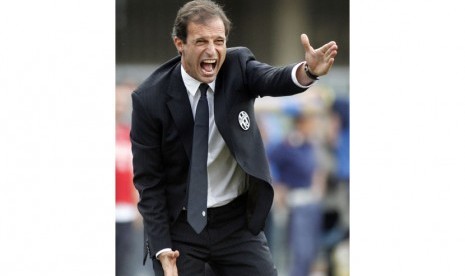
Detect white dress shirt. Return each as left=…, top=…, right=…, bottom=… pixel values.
left=181, top=65, right=247, bottom=208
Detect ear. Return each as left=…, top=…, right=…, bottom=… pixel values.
left=173, top=36, right=183, bottom=55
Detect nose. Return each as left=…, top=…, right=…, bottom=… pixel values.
left=205, top=41, right=215, bottom=55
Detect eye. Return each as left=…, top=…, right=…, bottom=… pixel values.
left=215, top=39, right=225, bottom=45
left=195, top=39, right=207, bottom=46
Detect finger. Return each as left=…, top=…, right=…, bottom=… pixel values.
left=325, top=47, right=338, bottom=60
left=300, top=33, right=313, bottom=53
left=173, top=250, right=180, bottom=258
left=326, top=58, right=335, bottom=72
left=319, top=41, right=337, bottom=54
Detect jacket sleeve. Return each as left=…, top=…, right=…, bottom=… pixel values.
left=237, top=47, right=307, bottom=98
left=130, top=91, right=172, bottom=258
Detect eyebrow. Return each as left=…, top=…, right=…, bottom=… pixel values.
left=193, top=35, right=225, bottom=42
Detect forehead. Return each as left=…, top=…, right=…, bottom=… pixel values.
left=186, top=17, right=226, bottom=40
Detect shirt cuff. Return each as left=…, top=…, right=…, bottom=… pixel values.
left=155, top=248, right=172, bottom=259
left=291, top=61, right=315, bottom=88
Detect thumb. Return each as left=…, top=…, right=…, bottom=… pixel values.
left=300, top=33, right=313, bottom=53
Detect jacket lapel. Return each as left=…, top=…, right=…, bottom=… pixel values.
left=166, top=64, right=194, bottom=161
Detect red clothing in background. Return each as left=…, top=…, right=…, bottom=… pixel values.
left=116, top=124, right=134, bottom=204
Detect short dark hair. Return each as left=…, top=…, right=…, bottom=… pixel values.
left=172, top=0, right=231, bottom=43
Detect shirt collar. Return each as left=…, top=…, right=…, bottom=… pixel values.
left=180, top=65, right=215, bottom=96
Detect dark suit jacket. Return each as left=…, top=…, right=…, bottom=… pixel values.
left=130, top=47, right=307, bottom=260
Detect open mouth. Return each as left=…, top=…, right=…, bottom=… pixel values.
left=200, top=59, right=217, bottom=74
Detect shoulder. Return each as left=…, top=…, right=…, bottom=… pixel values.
left=131, top=56, right=181, bottom=116
left=134, top=55, right=181, bottom=98
left=222, top=47, right=257, bottom=75
left=226, top=46, right=255, bottom=61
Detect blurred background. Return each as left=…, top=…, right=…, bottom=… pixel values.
left=115, top=0, right=349, bottom=275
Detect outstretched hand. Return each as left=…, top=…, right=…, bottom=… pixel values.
left=159, top=250, right=180, bottom=276
left=300, top=34, right=338, bottom=77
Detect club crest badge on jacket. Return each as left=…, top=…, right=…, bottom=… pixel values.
left=238, top=111, right=250, bottom=130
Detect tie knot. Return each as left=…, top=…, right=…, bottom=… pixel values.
left=199, top=83, right=209, bottom=97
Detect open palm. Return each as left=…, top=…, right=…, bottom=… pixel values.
left=301, top=34, right=338, bottom=77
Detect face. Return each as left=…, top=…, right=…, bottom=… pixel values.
left=174, top=17, right=227, bottom=83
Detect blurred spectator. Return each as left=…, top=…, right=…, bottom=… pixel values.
left=256, top=114, right=275, bottom=249
left=328, top=98, right=349, bottom=184
left=115, top=83, right=138, bottom=276
left=321, top=97, right=350, bottom=276
left=269, top=109, right=329, bottom=276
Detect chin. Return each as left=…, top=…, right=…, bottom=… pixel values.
left=200, top=75, right=216, bottom=83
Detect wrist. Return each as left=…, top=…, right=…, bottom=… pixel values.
left=304, top=63, right=319, bottom=80
left=156, top=248, right=173, bottom=260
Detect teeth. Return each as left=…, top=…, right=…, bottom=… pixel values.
left=203, top=59, right=216, bottom=63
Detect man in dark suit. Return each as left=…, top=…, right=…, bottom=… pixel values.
left=130, top=0, right=338, bottom=275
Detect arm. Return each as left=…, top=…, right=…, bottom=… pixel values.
left=241, top=34, right=337, bottom=97
left=130, top=92, right=172, bottom=258
left=272, top=182, right=289, bottom=210
left=268, top=145, right=290, bottom=210
left=244, top=56, right=304, bottom=98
